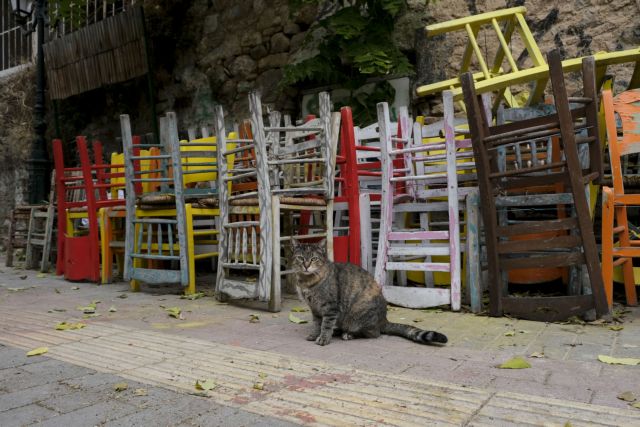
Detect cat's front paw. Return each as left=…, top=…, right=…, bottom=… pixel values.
left=306, top=333, right=320, bottom=341
left=315, top=334, right=332, bottom=346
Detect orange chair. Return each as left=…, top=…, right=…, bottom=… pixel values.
left=601, top=88, right=640, bottom=309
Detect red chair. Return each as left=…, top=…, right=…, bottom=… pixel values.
left=53, top=137, right=127, bottom=281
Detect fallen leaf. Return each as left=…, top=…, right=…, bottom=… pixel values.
left=166, top=307, right=182, bottom=319
left=54, top=288, right=61, bottom=294
left=77, top=306, right=96, bottom=314
left=253, top=381, right=265, bottom=390
left=55, top=322, right=86, bottom=331
left=518, top=330, right=528, bottom=334
left=109, top=306, right=117, bottom=313
left=504, top=330, right=515, bottom=337
left=530, top=352, right=545, bottom=358
left=91, top=300, right=101, bottom=305
left=291, top=306, right=308, bottom=313
left=71, top=286, right=80, bottom=290
left=288, top=313, right=308, bottom=324
left=258, top=372, right=268, bottom=379
left=117, top=293, right=128, bottom=299
left=195, top=379, right=216, bottom=391
left=180, top=292, right=205, bottom=300
left=617, top=391, right=637, bottom=402
left=52, top=308, right=66, bottom=312
left=8, top=287, right=27, bottom=292
left=26, top=347, right=48, bottom=356
left=272, top=314, right=279, bottom=318
left=588, top=319, right=607, bottom=325
left=249, top=314, right=260, bottom=323
left=133, top=388, right=148, bottom=396
left=83, top=313, right=101, bottom=318
left=114, top=382, right=128, bottom=392
left=564, top=423, right=573, bottom=427
left=36, top=273, right=46, bottom=278
left=597, top=355, right=640, bottom=366
left=19, top=275, right=27, bottom=280
left=497, top=356, right=531, bottom=369
left=412, top=318, right=423, bottom=323
left=609, top=326, right=624, bottom=331
left=632, top=402, right=640, bottom=410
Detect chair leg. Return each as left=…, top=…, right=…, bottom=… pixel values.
left=466, top=190, right=482, bottom=313
left=6, top=210, right=16, bottom=267
left=601, top=188, right=615, bottom=309
left=41, top=207, right=55, bottom=273
left=25, top=208, right=36, bottom=269
left=185, top=205, right=196, bottom=295
left=269, top=196, right=281, bottom=312
left=130, top=223, right=141, bottom=292
left=99, top=209, right=111, bottom=284
left=359, top=193, right=373, bottom=273
left=616, top=205, right=639, bottom=306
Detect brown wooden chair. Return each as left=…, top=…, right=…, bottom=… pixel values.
left=461, top=49, right=609, bottom=321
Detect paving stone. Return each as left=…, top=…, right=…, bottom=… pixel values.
left=61, top=372, right=125, bottom=389
left=0, top=367, right=53, bottom=392
left=108, top=394, right=213, bottom=426
left=0, top=346, right=45, bottom=369
left=183, top=405, right=302, bottom=427
left=0, top=381, right=74, bottom=412
left=488, top=376, right=594, bottom=404
left=38, top=387, right=111, bottom=414
left=20, top=359, right=94, bottom=380
left=35, top=400, right=138, bottom=427
left=0, top=403, right=58, bottom=425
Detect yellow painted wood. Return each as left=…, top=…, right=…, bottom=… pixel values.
left=465, top=24, right=490, bottom=79
left=514, top=12, right=545, bottom=66
left=425, top=6, right=526, bottom=36
left=491, top=18, right=518, bottom=73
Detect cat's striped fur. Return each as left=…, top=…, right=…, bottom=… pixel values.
left=291, top=240, right=448, bottom=346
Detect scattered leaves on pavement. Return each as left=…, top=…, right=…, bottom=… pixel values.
left=497, top=356, right=531, bottom=369
left=609, top=325, right=624, bottom=331
left=597, top=355, right=640, bottom=365
left=288, top=313, right=307, bottom=324
left=291, top=306, right=308, bottom=313
left=55, top=322, right=86, bottom=331
left=26, top=347, right=48, bottom=357
left=617, top=391, right=637, bottom=402
left=114, top=382, right=128, bottom=392
left=195, top=379, right=217, bottom=391
left=249, top=314, right=260, bottom=323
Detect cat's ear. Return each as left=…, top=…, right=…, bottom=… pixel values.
left=290, top=238, right=300, bottom=251
left=317, top=238, right=327, bottom=252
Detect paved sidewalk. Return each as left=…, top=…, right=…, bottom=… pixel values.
left=1, top=265, right=639, bottom=425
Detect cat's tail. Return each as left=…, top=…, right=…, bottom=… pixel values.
left=382, top=322, right=448, bottom=345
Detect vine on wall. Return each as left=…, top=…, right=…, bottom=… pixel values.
left=284, top=0, right=418, bottom=124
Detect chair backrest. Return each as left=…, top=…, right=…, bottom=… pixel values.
left=604, top=88, right=640, bottom=194
left=261, top=92, right=337, bottom=200
left=417, top=6, right=546, bottom=106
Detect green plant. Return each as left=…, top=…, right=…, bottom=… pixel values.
left=48, top=0, right=120, bottom=31
left=284, top=0, right=415, bottom=124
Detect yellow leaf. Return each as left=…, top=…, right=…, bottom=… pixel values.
left=114, top=382, right=128, bottom=392
left=291, top=306, right=308, bottom=313
left=109, top=306, right=117, bottom=313
left=55, top=322, right=86, bottom=331
left=71, top=286, right=80, bottom=290
left=36, top=273, right=47, bottom=278
left=26, top=347, right=48, bottom=356
left=249, top=314, right=260, bottom=323
left=195, top=379, right=216, bottom=391
left=632, top=402, right=640, bottom=410
left=258, top=372, right=268, bottom=379
left=504, top=330, right=515, bottom=337
left=253, top=381, right=265, bottom=390
left=134, top=388, right=148, bottom=396
left=498, top=356, right=531, bottom=369
left=617, top=391, right=637, bottom=402
left=597, top=355, right=640, bottom=365
left=288, top=313, right=308, bottom=324
left=180, top=292, right=205, bottom=300
left=529, top=352, right=545, bottom=358
left=609, top=326, right=624, bottom=331
left=166, top=307, right=182, bottom=319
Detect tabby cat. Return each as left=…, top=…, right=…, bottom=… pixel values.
left=290, top=239, right=448, bottom=346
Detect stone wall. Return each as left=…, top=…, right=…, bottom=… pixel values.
left=2, top=0, right=640, bottom=227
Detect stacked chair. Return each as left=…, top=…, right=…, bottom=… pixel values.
left=601, top=88, right=640, bottom=309
left=120, top=113, right=224, bottom=295
left=461, top=50, right=609, bottom=320
left=214, top=91, right=339, bottom=312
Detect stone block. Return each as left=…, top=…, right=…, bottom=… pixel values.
left=250, top=44, right=268, bottom=60
left=258, top=53, right=289, bottom=70
left=283, top=22, right=301, bottom=35
left=0, top=382, right=73, bottom=412
left=289, top=33, right=306, bottom=52
left=0, top=404, right=58, bottom=426
left=0, top=346, right=44, bottom=369
left=36, top=400, right=138, bottom=427
left=229, top=55, right=257, bottom=79
left=203, top=14, right=218, bottom=35
left=270, top=33, right=290, bottom=54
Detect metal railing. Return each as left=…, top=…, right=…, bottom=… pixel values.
left=0, top=0, right=32, bottom=74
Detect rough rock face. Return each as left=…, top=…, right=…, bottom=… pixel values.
left=2, top=0, right=640, bottom=226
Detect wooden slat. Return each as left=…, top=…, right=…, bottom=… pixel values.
left=500, top=251, right=584, bottom=270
